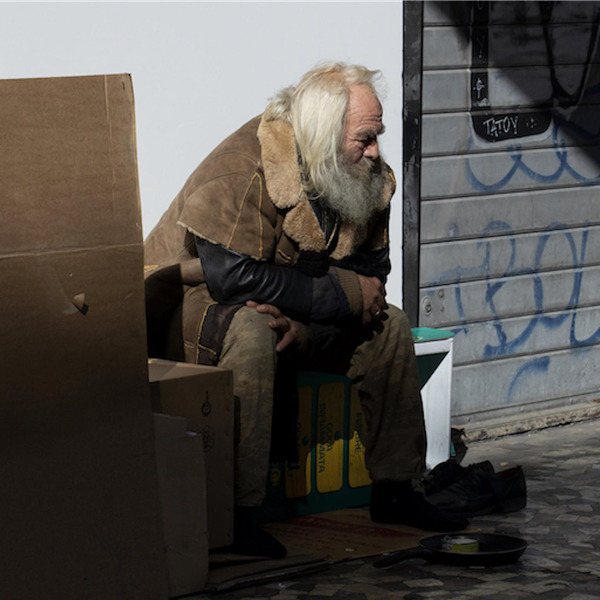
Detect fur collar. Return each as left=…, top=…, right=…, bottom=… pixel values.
left=257, top=115, right=394, bottom=258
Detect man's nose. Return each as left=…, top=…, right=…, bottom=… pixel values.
left=363, top=140, right=379, bottom=159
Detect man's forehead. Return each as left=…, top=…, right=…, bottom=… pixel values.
left=346, top=85, right=383, bottom=129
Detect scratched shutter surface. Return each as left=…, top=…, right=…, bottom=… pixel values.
left=419, top=2, right=600, bottom=425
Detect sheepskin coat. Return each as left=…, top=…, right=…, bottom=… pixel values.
left=144, top=114, right=396, bottom=365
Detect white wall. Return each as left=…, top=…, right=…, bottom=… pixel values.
left=0, top=1, right=404, bottom=302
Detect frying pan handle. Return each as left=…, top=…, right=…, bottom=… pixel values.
left=373, top=547, right=432, bottom=568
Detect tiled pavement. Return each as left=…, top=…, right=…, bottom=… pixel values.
left=195, top=417, right=600, bottom=600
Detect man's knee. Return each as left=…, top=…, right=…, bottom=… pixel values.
left=221, top=306, right=278, bottom=357
left=383, top=304, right=413, bottom=341
left=230, top=306, right=276, bottom=333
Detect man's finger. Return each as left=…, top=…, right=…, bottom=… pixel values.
left=275, top=330, right=294, bottom=352
left=269, top=317, right=287, bottom=330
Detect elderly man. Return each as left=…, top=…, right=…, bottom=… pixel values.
left=144, top=62, right=467, bottom=558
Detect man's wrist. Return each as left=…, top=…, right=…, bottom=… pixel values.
left=330, top=267, right=363, bottom=318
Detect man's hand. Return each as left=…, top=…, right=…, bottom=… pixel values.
left=246, top=301, right=304, bottom=352
left=357, top=275, right=388, bottom=325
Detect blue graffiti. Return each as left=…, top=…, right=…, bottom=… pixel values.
left=448, top=222, right=600, bottom=357
left=466, top=128, right=600, bottom=193
left=456, top=113, right=600, bottom=366
left=444, top=221, right=600, bottom=403
left=507, top=357, right=551, bottom=402
left=456, top=1, right=600, bottom=404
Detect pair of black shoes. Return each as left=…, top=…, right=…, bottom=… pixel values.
left=228, top=461, right=526, bottom=559
left=424, top=460, right=527, bottom=517
left=229, top=482, right=468, bottom=560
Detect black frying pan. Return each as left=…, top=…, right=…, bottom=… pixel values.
left=373, top=533, right=527, bottom=568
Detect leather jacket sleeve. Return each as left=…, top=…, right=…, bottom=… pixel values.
left=332, top=246, right=391, bottom=284
left=195, top=238, right=353, bottom=323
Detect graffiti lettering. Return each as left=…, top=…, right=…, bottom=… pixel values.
left=473, top=76, right=486, bottom=101
left=481, top=115, right=519, bottom=139
left=469, top=1, right=600, bottom=143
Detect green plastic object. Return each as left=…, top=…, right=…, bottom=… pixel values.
left=412, top=326, right=455, bottom=343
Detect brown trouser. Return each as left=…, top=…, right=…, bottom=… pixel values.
left=218, top=304, right=427, bottom=507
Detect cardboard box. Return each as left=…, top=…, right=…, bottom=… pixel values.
left=0, top=75, right=169, bottom=598
left=154, top=414, right=209, bottom=597
left=260, top=372, right=371, bottom=522
left=149, top=359, right=234, bottom=549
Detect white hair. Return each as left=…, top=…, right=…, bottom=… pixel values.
left=264, top=61, right=382, bottom=197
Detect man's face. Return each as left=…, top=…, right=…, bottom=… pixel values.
left=318, top=83, right=386, bottom=225
left=342, top=84, right=385, bottom=166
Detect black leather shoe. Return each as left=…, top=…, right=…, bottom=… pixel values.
left=370, top=480, right=469, bottom=532
left=423, top=460, right=494, bottom=496
left=428, top=464, right=527, bottom=517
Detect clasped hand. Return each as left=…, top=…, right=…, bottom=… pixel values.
left=246, top=301, right=303, bottom=352
left=357, top=274, right=388, bottom=325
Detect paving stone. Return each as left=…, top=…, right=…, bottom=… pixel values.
left=475, top=572, right=521, bottom=581
left=556, top=514, right=581, bottom=522
left=520, top=579, right=572, bottom=593
left=341, top=583, right=394, bottom=596
left=309, top=584, right=341, bottom=596
left=403, top=578, right=444, bottom=589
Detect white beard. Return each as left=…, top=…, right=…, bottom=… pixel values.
left=319, top=155, right=385, bottom=225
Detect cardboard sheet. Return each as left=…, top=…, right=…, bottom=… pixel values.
left=264, top=508, right=427, bottom=562
left=204, top=508, right=427, bottom=593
